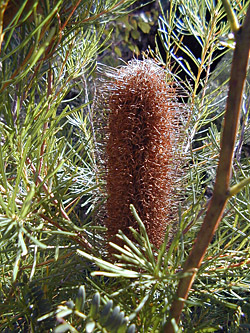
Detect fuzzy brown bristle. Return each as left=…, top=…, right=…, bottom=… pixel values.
left=103, top=59, right=184, bottom=248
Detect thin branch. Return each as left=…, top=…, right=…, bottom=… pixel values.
left=164, top=5, right=250, bottom=332
left=26, top=157, right=93, bottom=250
left=229, top=176, right=250, bottom=198
left=221, top=0, right=240, bottom=33
left=39, top=214, right=92, bottom=250
left=22, top=251, right=75, bottom=270
left=38, top=64, right=53, bottom=177
left=0, top=1, right=8, bottom=53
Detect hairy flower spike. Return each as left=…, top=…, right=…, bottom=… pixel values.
left=104, top=59, right=184, bottom=248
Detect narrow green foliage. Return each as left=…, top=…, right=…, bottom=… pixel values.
left=0, top=0, right=138, bottom=331
left=1, top=0, right=250, bottom=332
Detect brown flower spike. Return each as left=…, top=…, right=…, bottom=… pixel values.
left=104, top=59, right=183, bottom=248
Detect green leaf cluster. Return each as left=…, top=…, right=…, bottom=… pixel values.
left=41, top=285, right=136, bottom=333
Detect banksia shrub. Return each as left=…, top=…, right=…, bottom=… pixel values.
left=102, top=59, right=184, bottom=248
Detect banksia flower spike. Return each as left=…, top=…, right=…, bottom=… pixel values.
left=103, top=59, right=184, bottom=248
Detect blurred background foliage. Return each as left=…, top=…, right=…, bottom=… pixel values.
left=100, top=1, right=160, bottom=63
left=0, top=0, right=250, bottom=332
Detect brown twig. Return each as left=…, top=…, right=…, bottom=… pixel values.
left=22, top=251, right=75, bottom=270
left=164, top=5, right=250, bottom=332
left=0, top=1, right=9, bottom=53
left=37, top=64, right=52, bottom=177
left=39, top=213, right=92, bottom=250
